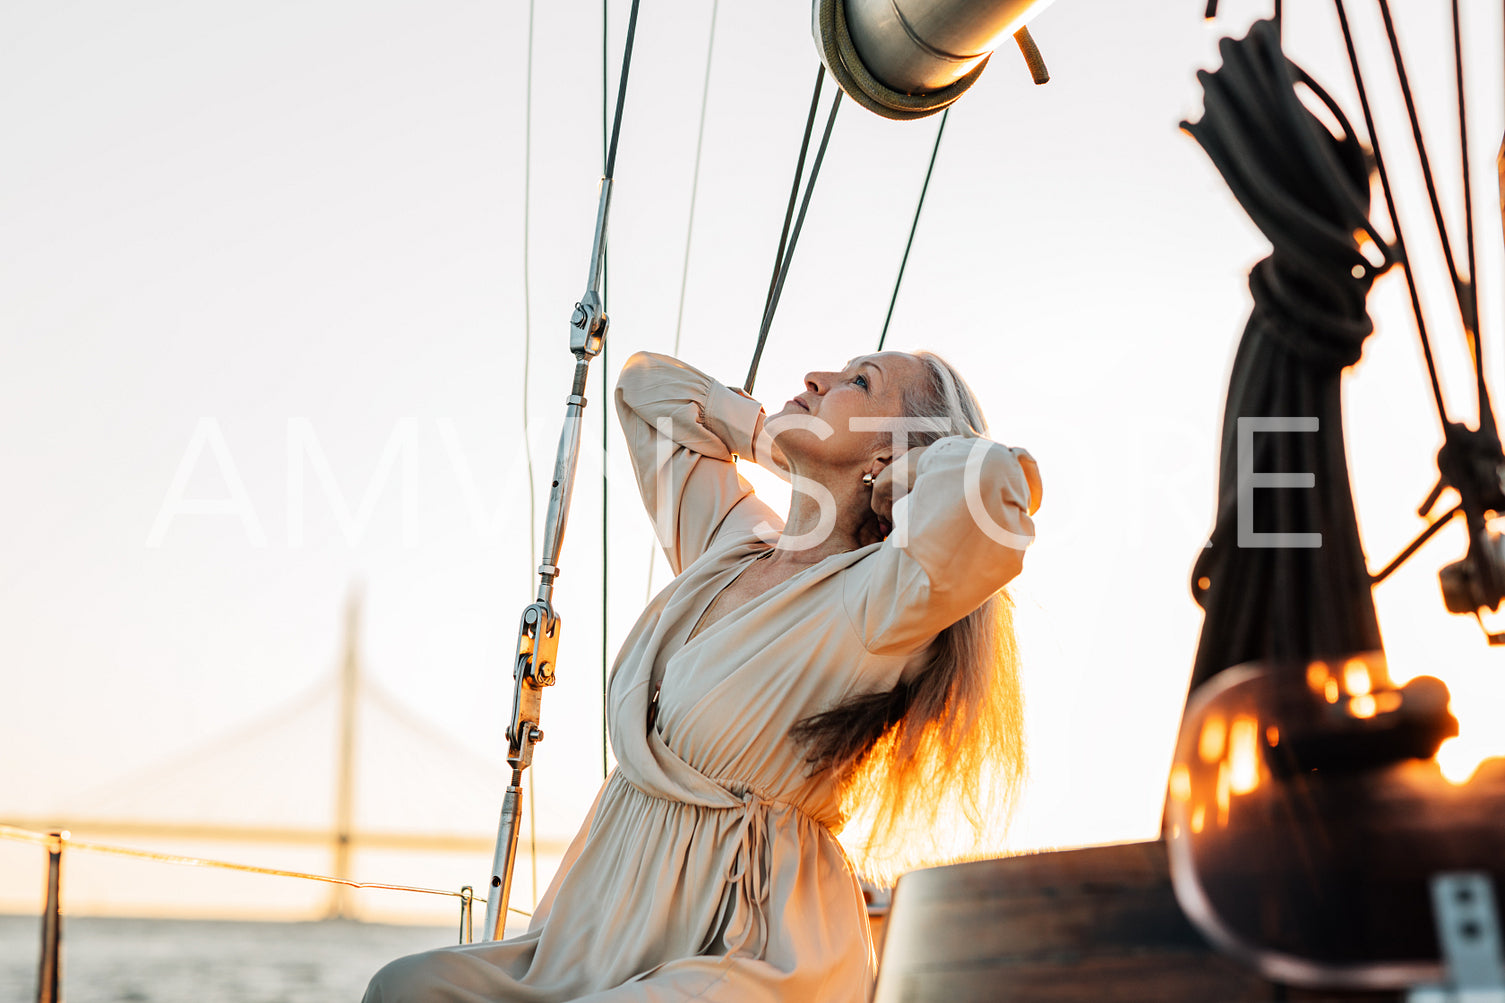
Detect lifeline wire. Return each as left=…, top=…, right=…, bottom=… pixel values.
left=745, top=85, right=843, bottom=394
left=0, top=824, right=536, bottom=918
left=878, top=108, right=950, bottom=351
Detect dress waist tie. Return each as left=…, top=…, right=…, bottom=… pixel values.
left=720, top=790, right=772, bottom=958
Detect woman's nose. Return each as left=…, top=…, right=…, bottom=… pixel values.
left=804, top=371, right=829, bottom=394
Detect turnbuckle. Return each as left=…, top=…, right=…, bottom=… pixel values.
left=570, top=290, right=608, bottom=359
left=505, top=601, right=560, bottom=768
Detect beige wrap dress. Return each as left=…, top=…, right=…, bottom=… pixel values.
left=364, top=352, right=1037, bottom=1002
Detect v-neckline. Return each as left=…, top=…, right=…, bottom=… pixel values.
left=685, top=547, right=773, bottom=644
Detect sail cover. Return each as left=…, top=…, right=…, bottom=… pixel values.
left=1182, top=20, right=1386, bottom=694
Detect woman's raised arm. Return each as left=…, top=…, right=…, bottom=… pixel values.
left=614, top=352, right=783, bottom=575
left=843, top=436, right=1039, bottom=666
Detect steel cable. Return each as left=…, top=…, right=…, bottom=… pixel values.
left=744, top=88, right=843, bottom=394
left=648, top=0, right=720, bottom=604
left=878, top=108, right=950, bottom=351
left=1332, top=0, right=1450, bottom=425
left=0, top=824, right=544, bottom=917
left=761, top=68, right=827, bottom=330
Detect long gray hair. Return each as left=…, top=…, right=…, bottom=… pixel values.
left=791, top=351, right=1027, bottom=877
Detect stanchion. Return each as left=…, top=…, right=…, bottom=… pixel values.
left=36, top=830, right=64, bottom=1003
left=459, top=885, right=475, bottom=944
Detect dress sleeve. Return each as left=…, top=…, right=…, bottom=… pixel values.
left=843, top=436, right=1038, bottom=661
left=614, top=351, right=783, bottom=575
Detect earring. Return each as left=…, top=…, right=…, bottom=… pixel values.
left=862, top=472, right=875, bottom=487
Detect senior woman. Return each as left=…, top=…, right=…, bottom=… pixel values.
left=365, top=350, right=1040, bottom=1002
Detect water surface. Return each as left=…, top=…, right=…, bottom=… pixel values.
left=0, top=914, right=457, bottom=1002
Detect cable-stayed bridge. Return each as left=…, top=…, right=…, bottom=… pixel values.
left=4, top=593, right=570, bottom=918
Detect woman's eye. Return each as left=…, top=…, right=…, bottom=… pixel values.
left=854, top=374, right=869, bottom=390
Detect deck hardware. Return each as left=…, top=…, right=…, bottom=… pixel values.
left=1407, top=872, right=1505, bottom=1002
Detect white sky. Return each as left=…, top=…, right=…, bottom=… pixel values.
left=1, top=0, right=1503, bottom=923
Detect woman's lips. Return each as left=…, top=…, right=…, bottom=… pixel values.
left=788, top=398, right=809, bottom=412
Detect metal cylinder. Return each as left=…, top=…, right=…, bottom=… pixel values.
left=812, top=0, right=1055, bottom=121
left=483, top=778, right=525, bottom=941
left=845, top=0, right=1052, bottom=93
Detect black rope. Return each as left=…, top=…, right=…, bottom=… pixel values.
left=1331, top=0, right=1450, bottom=425
left=761, top=68, right=826, bottom=327
left=1182, top=19, right=1388, bottom=689
left=878, top=108, right=950, bottom=351
left=745, top=88, right=843, bottom=394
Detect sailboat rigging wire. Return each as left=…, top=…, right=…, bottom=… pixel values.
left=0, top=824, right=543, bottom=916
left=1371, top=503, right=1464, bottom=583
left=762, top=68, right=827, bottom=329
left=519, top=0, right=541, bottom=907
left=878, top=108, right=950, bottom=352
left=1451, top=0, right=1494, bottom=434
left=603, top=0, right=639, bottom=183
left=523, top=0, right=538, bottom=599
left=601, top=0, right=610, bottom=785
left=745, top=89, right=844, bottom=395
left=597, top=0, right=642, bottom=783
left=602, top=0, right=609, bottom=176
left=673, top=0, right=720, bottom=358
left=1374, top=0, right=1483, bottom=389
left=648, top=0, right=721, bottom=605
left=1332, top=0, right=1450, bottom=425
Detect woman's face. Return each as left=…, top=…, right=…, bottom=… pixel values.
left=768, top=351, right=927, bottom=472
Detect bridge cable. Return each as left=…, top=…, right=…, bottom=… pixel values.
left=878, top=107, right=950, bottom=352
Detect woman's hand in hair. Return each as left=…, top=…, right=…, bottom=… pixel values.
left=867, top=444, right=928, bottom=535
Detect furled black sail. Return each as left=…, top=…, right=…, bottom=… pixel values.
left=1183, top=20, right=1387, bottom=693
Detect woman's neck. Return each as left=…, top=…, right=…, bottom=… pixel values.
left=772, top=473, right=873, bottom=567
